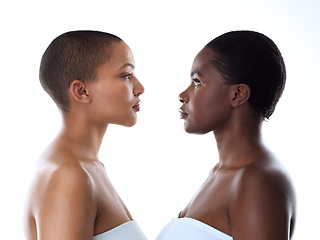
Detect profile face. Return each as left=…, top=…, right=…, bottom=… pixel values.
left=87, top=41, right=144, bottom=127
left=179, top=48, right=232, bottom=134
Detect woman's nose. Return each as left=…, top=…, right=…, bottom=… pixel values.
left=134, top=77, right=144, bottom=97
left=179, top=88, right=189, bottom=103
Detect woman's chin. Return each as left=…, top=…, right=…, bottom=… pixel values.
left=184, top=123, right=210, bottom=135
left=184, top=124, right=196, bottom=134
left=122, top=116, right=138, bottom=127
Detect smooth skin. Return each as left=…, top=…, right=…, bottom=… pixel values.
left=24, top=41, right=144, bottom=240
left=178, top=47, right=296, bottom=240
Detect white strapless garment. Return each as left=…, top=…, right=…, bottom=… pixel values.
left=156, top=215, right=233, bottom=240
left=93, top=220, right=147, bottom=240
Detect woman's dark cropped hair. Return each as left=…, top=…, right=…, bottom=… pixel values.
left=205, top=30, right=286, bottom=119
left=39, top=30, right=122, bottom=112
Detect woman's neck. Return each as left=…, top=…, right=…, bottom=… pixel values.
left=56, top=112, right=108, bottom=161
left=214, top=114, right=265, bottom=169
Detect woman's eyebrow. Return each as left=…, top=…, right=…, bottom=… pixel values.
left=191, top=70, right=198, bottom=77
left=191, top=70, right=203, bottom=78
left=119, top=63, right=135, bottom=70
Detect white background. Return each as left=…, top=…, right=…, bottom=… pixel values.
left=1, top=0, right=319, bottom=239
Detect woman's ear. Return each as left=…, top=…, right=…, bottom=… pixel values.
left=230, top=84, right=251, bottom=107
left=70, top=80, right=91, bottom=104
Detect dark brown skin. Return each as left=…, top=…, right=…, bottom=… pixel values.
left=178, top=47, right=296, bottom=240
left=23, top=41, right=144, bottom=240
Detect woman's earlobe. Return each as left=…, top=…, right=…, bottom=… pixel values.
left=70, top=80, right=91, bottom=103
left=231, top=84, right=251, bottom=107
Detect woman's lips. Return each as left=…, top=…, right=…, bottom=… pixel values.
left=179, top=108, right=189, bottom=119
left=132, top=101, right=141, bottom=112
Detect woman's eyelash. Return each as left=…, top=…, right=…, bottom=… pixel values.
left=193, top=78, right=201, bottom=85
left=122, top=73, right=132, bottom=80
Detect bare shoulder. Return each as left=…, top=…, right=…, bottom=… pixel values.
left=30, top=153, right=95, bottom=212
left=24, top=152, right=97, bottom=240
left=229, top=156, right=296, bottom=239
left=236, top=157, right=296, bottom=205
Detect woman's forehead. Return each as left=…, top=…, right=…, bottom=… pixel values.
left=192, top=48, right=215, bottom=70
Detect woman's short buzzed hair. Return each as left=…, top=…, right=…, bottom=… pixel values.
left=39, top=30, right=122, bottom=112
left=205, top=30, right=286, bottom=119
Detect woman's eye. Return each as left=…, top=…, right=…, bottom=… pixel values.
left=193, top=78, right=201, bottom=86
left=122, top=73, right=132, bottom=81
